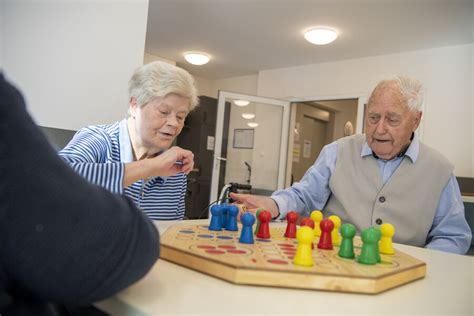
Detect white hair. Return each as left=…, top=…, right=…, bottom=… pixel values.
left=128, top=61, right=199, bottom=111
left=368, top=75, right=424, bottom=112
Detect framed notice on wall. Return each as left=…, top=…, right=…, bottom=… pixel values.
left=233, top=128, right=254, bottom=149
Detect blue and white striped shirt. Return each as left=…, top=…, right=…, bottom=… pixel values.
left=59, top=119, right=186, bottom=220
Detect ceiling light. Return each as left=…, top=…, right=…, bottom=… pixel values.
left=247, top=122, right=259, bottom=128
left=304, top=27, right=338, bottom=45
left=234, top=100, right=250, bottom=106
left=242, top=113, right=255, bottom=119
left=184, top=52, right=210, bottom=65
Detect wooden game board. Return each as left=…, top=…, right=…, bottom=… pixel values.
left=160, top=223, right=426, bottom=294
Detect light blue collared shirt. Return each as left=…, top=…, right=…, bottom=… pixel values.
left=272, top=137, right=472, bottom=254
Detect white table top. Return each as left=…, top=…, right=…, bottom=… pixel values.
left=97, top=219, right=474, bottom=316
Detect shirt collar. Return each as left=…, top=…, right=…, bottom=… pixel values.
left=119, top=118, right=134, bottom=163
left=119, top=118, right=169, bottom=182
left=361, top=135, right=419, bottom=163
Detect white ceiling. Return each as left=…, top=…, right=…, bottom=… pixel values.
left=145, top=0, right=473, bottom=80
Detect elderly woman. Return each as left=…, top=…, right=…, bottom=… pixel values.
left=60, top=61, right=199, bottom=220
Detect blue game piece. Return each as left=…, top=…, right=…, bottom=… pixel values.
left=225, top=205, right=239, bottom=231
left=209, top=204, right=222, bottom=231
left=220, top=203, right=229, bottom=229
left=239, top=213, right=256, bottom=244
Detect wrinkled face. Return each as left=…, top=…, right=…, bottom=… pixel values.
left=365, top=83, right=422, bottom=160
left=130, top=93, right=190, bottom=152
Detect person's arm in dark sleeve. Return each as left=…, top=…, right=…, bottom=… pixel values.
left=0, top=73, right=160, bottom=306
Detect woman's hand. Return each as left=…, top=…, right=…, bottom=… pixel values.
left=123, top=146, right=194, bottom=187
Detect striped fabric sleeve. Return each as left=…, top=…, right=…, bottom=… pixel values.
left=178, top=176, right=187, bottom=218
left=59, top=127, right=125, bottom=194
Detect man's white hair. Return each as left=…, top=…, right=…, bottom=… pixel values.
left=368, top=75, right=424, bottom=112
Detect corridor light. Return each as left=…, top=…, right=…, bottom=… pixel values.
left=234, top=100, right=250, bottom=106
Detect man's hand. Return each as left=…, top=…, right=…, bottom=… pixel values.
left=229, top=192, right=280, bottom=219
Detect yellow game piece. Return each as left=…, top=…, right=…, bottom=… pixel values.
left=328, top=215, right=341, bottom=246
left=310, top=210, right=323, bottom=237
left=380, top=223, right=395, bottom=255
left=293, top=226, right=314, bottom=267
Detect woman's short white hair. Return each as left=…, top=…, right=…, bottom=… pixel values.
left=128, top=61, right=199, bottom=111
left=368, top=75, right=424, bottom=112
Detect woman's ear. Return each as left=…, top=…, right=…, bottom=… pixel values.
left=129, top=96, right=138, bottom=118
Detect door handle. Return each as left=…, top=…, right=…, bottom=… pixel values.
left=215, top=157, right=227, bottom=161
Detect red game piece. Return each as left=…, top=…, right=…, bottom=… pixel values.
left=284, top=211, right=298, bottom=238
left=317, top=219, right=334, bottom=250
left=300, top=217, right=315, bottom=249
left=256, top=210, right=272, bottom=239
left=300, top=217, right=315, bottom=229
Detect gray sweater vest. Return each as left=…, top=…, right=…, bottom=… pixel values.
left=323, top=134, right=453, bottom=247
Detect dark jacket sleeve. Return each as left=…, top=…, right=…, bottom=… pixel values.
left=0, top=73, right=160, bottom=307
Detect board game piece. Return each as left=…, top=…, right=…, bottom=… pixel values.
left=358, top=228, right=379, bottom=265
left=160, top=222, right=427, bottom=294
left=317, top=219, right=334, bottom=250
left=380, top=223, right=395, bottom=255
left=300, top=217, right=315, bottom=249
left=284, top=211, right=298, bottom=238
left=254, top=208, right=263, bottom=235
left=208, top=204, right=222, bottom=231
left=338, top=223, right=356, bottom=259
left=293, top=226, right=314, bottom=267
left=372, top=227, right=381, bottom=263
left=310, top=210, right=323, bottom=237
left=300, top=217, right=315, bottom=228
left=256, top=210, right=271, bottom=239
left=226, top=205, right=239, bottom=231
left=328, top=215, right=341, bottom=246
left=221, top=203, right=229, bottom=229
left=239, top=213, right=255, bottom=244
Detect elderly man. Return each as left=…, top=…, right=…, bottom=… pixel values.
left=231, top=76, right=471, bottom=255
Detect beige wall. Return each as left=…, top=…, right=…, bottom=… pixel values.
left=143, top=53, right=176, bottom=65
left=258, top=44, right=473, bottom=177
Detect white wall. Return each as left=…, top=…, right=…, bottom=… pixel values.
left=2, top=0, right=149, bottom=130
left=210, top=74, right=258, bottom=99
left=258, top=44, right=474, bottom=177
left=194, top=75, right=213, bottom=99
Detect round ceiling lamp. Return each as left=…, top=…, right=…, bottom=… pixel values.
left=304, top=27, right=338, bottom=45
left=234, top=100, right=250, bottom=106
left=242, top=113, right=255, bottom=119
left=247, top=122, right=259, bottom=128
left=184, top=52, right=210, bottom=65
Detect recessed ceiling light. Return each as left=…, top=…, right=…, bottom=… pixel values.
left=247, top=122, right=259, bottom=128
left=184, top=52, right=210, bottom=65
left=304, top=27, right=338, bottom=45
left=234, top=100, right=250, bottom=106
left=242, top=113, right=255, bottom=119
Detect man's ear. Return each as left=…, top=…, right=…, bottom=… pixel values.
left=413, top=111, right=422, bottom=130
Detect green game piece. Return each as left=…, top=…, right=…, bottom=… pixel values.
left=358, top=228, right=379, bottom=265
left=338, top=223, right=356, bottom=259
left=254, top=208, right=263, bottom=235
left=371, top=227, right=382, bottom=263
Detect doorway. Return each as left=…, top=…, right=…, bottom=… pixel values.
left=210, top=91, right=290, bottom=205
left=287, top=99, right=359, bottom=184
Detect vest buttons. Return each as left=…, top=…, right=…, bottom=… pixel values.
left=376, top=218, right=383, bottom=225
left=379, top=196, right=386, bottom=203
